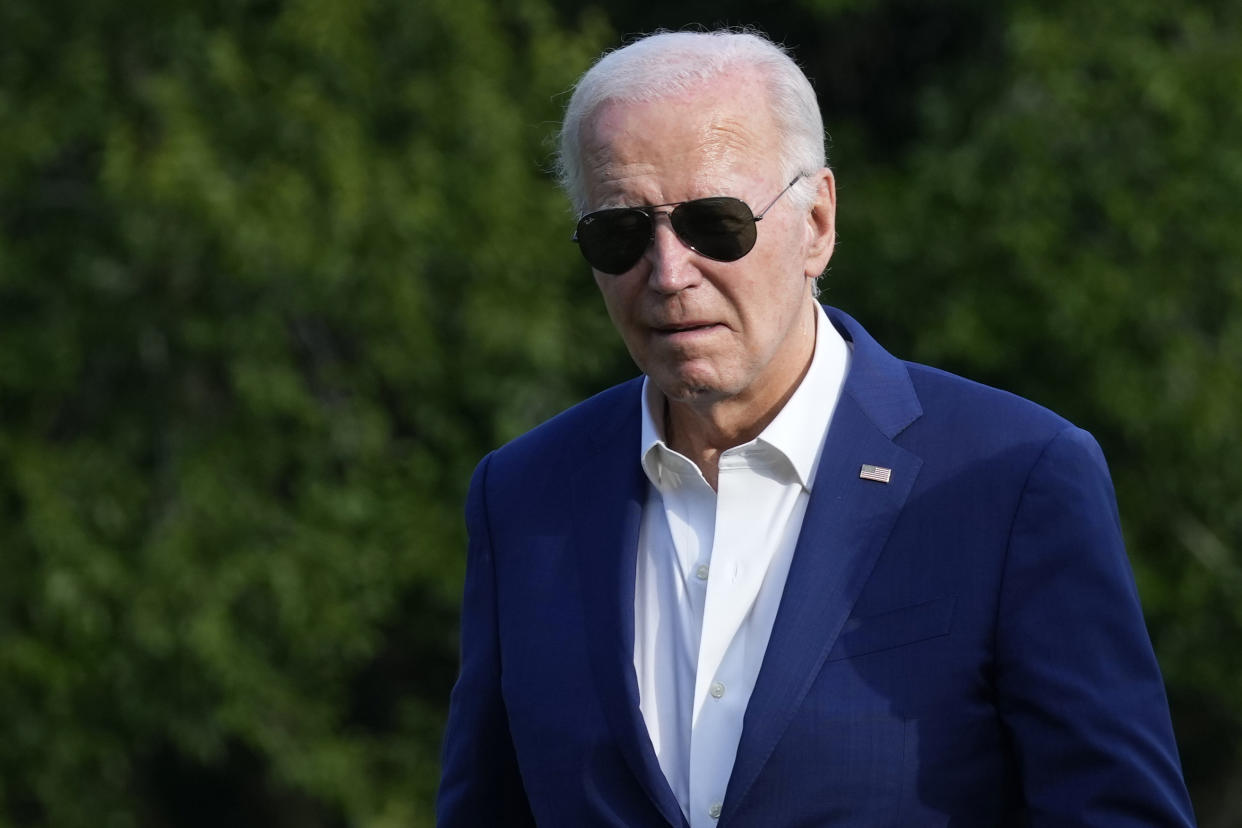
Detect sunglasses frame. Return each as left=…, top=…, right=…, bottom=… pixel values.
left=572, top=175, right=805, bottom=275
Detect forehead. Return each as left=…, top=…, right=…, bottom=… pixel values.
left=579, top=73, right=781, bottom=205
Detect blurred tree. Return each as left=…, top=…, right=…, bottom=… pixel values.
left=0, top=0, right=611, bottom=825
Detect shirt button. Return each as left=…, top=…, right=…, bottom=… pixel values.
left=708, top=802, right=722, bottom=819
left=710, top=680, right=725, bottom=699
left=695, top=564, right=710, bottom=580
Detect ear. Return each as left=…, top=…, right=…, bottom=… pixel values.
left=803, top=168, right=837, bottom=278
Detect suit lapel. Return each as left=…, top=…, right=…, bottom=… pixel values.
left=720, top=308, right=925, bottom=823
left=573, top=383, right=688, bottom=828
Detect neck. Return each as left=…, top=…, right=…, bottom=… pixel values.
left=664, top=303, right=817, bottom=489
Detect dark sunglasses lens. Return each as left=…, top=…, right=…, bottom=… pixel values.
left=671, top=197, right=757, bottom=262
left=576, top=208, right=652, bottom=274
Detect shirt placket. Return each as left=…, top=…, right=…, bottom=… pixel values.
left=688, top=447, right=782, bottom=827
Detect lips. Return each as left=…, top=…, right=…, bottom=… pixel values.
left=650, top=321, right=723, bottom=345
left=653, top=321, right=718, bottom=333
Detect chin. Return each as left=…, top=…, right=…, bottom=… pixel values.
left=652, top=373, right=731, bottom=404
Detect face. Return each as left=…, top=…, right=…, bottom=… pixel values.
left=578, top=72, right=836, bottom=417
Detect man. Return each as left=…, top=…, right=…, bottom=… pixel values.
left=438, top=29, right=1195, bottom=827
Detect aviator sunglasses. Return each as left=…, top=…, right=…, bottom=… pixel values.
left=572, top=175, right=804, bottom=275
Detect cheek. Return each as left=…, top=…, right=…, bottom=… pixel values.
left=730, top=259, right=798, bottom=320
left=740, top=267, right=810, bottom=344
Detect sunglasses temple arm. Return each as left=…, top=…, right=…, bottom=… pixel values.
left=755, top=174, right=806, bottom=220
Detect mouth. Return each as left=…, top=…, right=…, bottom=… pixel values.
left=653, top=321, right=719, bottom=334
left=651, top=322, right=723, bottom=344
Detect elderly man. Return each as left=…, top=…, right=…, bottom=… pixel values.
left=437, top=29, right=1195, bottom=828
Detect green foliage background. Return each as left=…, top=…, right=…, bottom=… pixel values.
left=1, top=0, right=1238, bottom=824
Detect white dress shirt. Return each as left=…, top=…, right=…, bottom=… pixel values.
left=633, top=303, right=850, bottom=826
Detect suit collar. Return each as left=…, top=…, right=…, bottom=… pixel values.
left=721, top=395, right=923, bottom=823
left=824, top=305, right=923, bottom=439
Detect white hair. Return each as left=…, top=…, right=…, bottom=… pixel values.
left=556, top=29, right=828, bottom=216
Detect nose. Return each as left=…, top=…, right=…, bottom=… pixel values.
left=645, top=213, right=702, bottom=294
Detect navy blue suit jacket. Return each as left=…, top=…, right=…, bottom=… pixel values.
left=438, top=307, right=1195, bottom=827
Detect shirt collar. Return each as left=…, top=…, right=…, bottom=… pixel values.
left=639, top=303, right=851, bottom=492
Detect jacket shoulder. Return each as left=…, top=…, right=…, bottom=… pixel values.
left=905, top=361, right=1071, bottom=436
left=900, top=362, right=1088, bottom=479
left=825, top=305, right=1072, bottom=447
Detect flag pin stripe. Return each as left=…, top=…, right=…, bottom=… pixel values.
left=859, top=464, right=892, bottom=483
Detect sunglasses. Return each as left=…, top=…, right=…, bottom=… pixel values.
left=572, top=176, right=804, bottom=275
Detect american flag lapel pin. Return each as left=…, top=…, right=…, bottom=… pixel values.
left=859, top=464, right=892, bottom=484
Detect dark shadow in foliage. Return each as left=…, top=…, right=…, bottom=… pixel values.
left=134, top=739, right=348, bottom=828
left=347, top=584, right=461, bottom=735
left=548, top=0, right=1007, bottom=165
left=1169, top=687, right=1242, bottom=825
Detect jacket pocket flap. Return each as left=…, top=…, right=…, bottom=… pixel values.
left=827, top=595, right=956, bottom=662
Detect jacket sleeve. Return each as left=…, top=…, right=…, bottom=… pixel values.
left=996, top=426, right=1196, bottom=826
left=436, top=453, right=537, bottom=827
